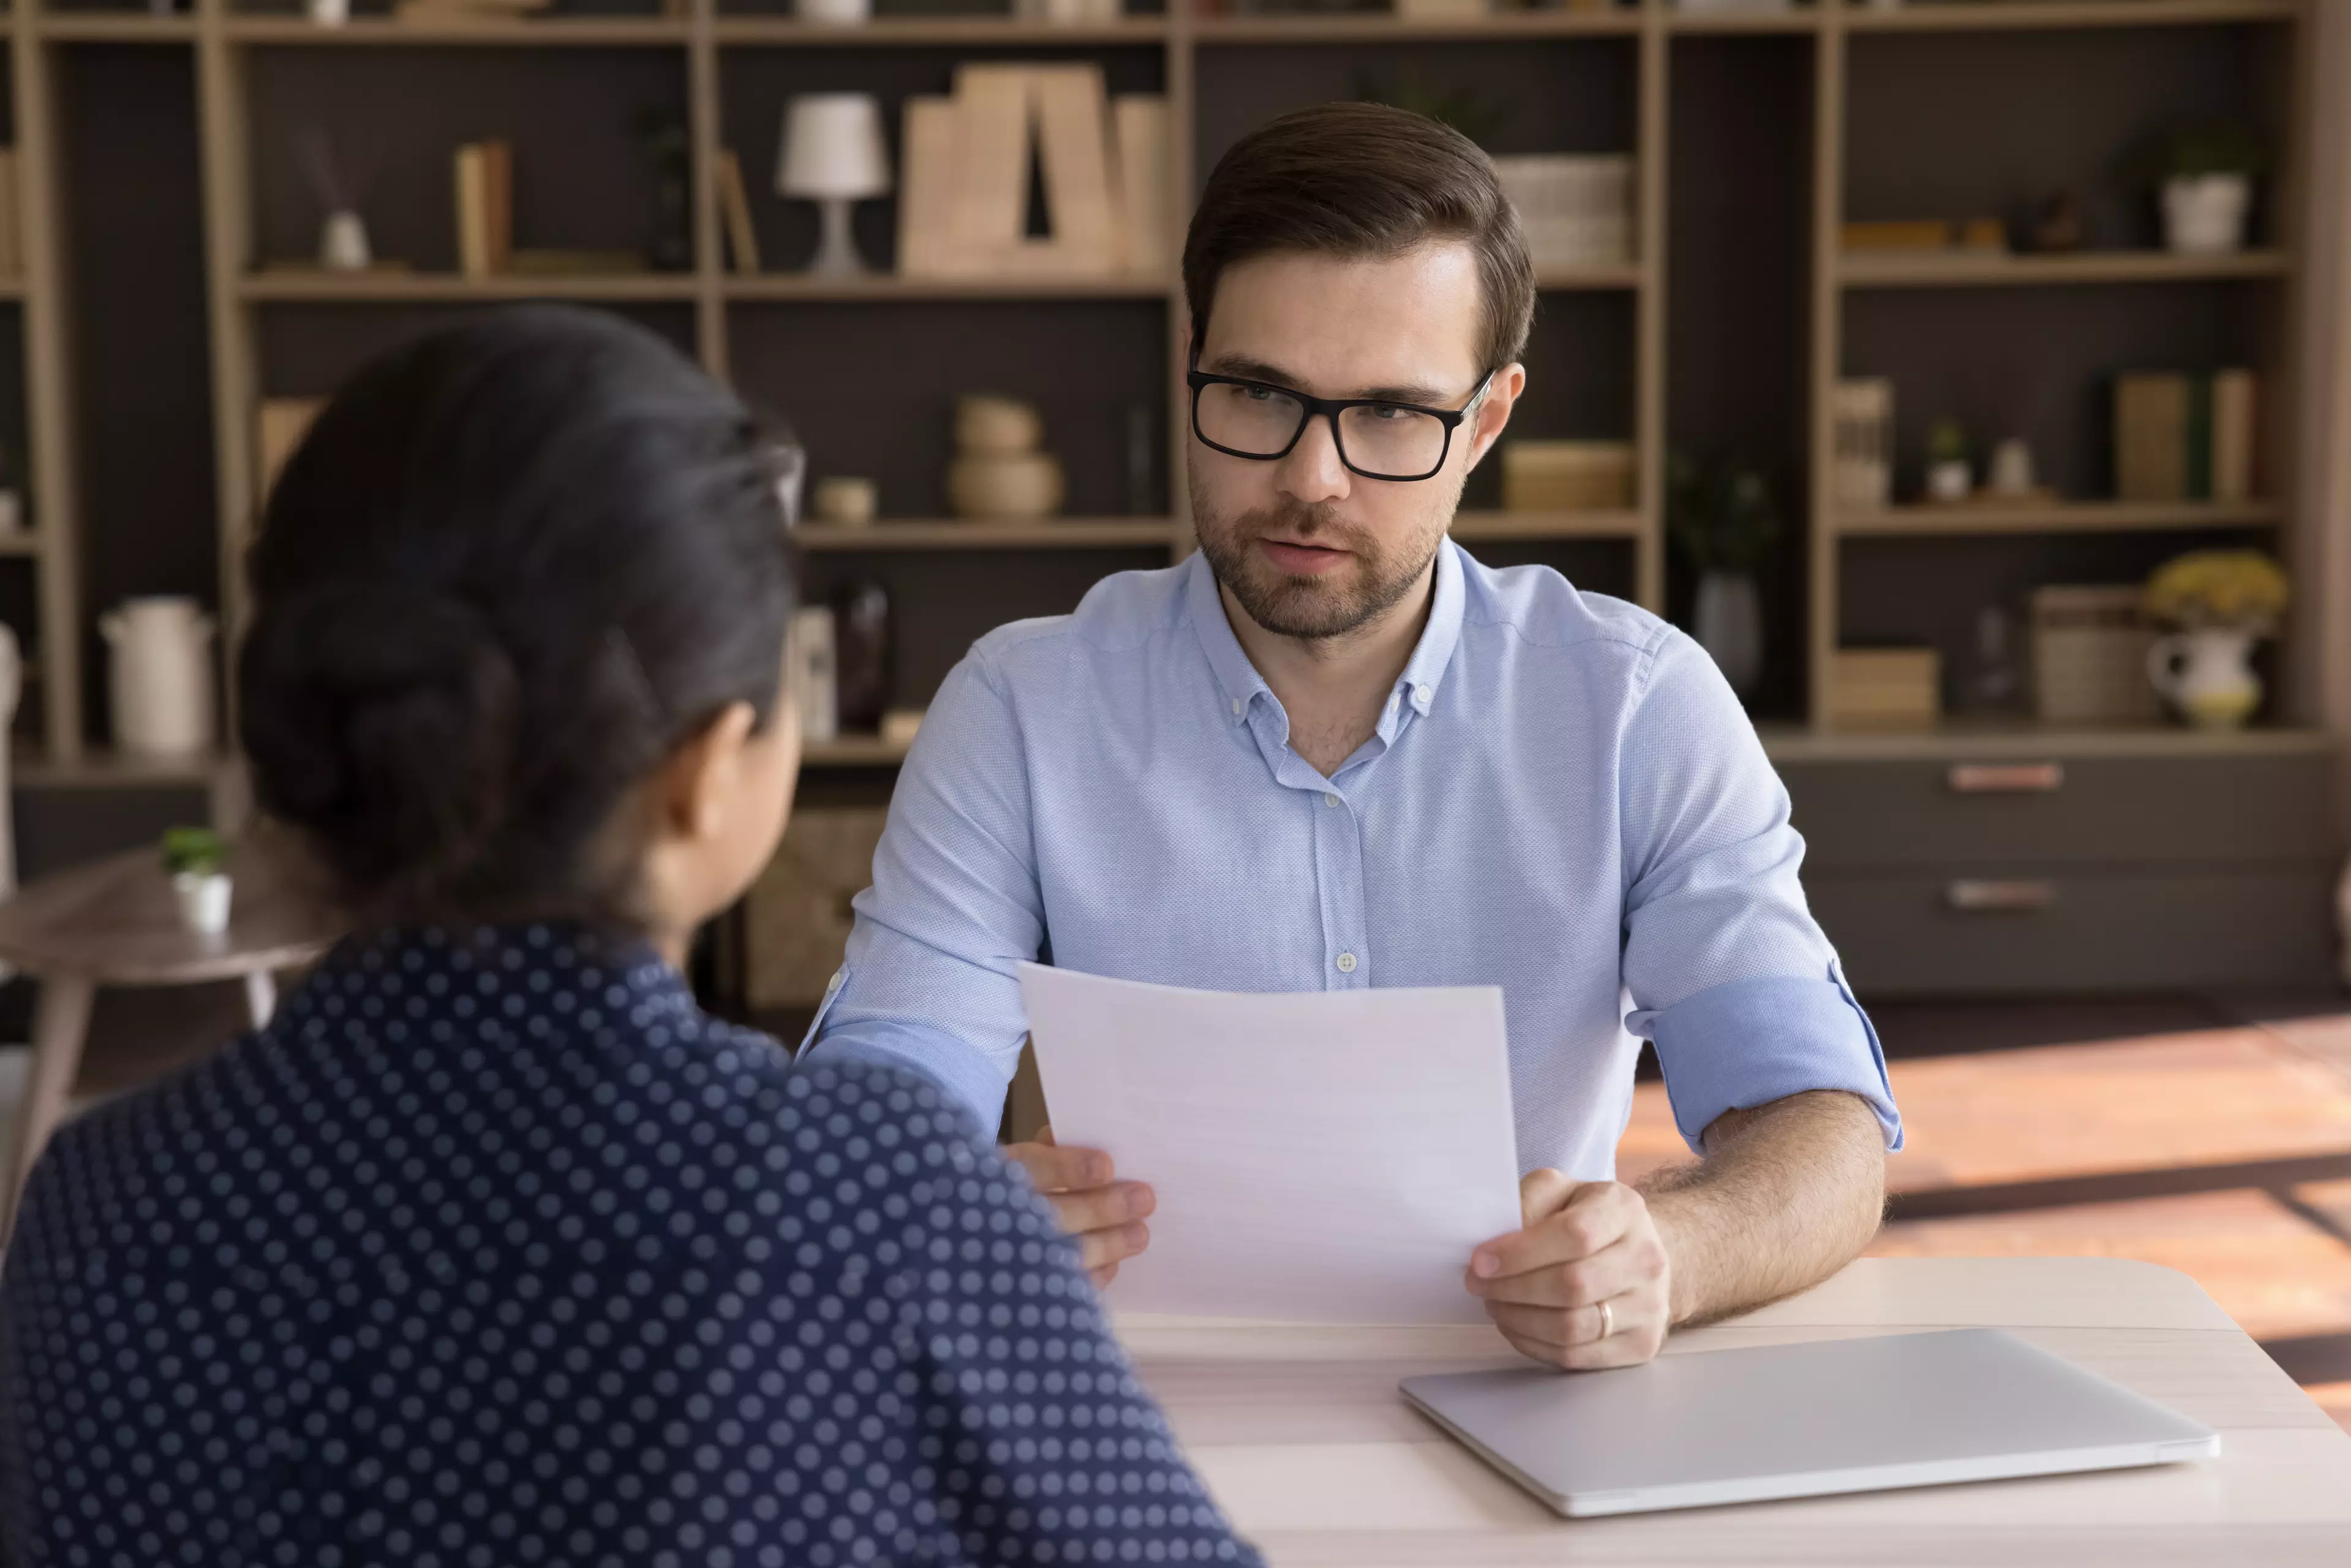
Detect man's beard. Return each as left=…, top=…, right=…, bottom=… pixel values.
left=1193, top=496, right=1443, bottom=643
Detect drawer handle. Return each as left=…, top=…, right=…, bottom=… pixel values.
left=1948, top=763, right=2065, bottom=794
left=1946, top=880, right=2059, bottom=913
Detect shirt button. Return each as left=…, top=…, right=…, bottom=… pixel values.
left=1231, top=697, right=1242, bottom=717
left=1335, top=952, right=1357, bottom=974
left=1323, top=792, right=1340, bottom=809
left=825, top=969, right=844, bottom=994
left=1413, top=683, right=1434, bottom=706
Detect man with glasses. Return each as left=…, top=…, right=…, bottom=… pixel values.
left=804, top=102, right=1900, bottom=1368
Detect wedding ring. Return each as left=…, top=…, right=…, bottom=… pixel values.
left=1596, top=1298, right=1614, bottom=1341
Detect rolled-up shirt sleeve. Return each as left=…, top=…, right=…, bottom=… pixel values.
left=800, top=650, right=1041, bottom=1130
left=1615, top=629, right=1902, bottom=1154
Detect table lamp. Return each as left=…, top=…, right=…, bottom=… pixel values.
left=778, top=94, right=892, bottom=276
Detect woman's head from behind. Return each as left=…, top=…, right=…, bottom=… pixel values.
left=241, top=306, right=799, bottom=955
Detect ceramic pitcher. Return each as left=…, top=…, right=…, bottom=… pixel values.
left=2147, top=626, right=2260, bottom=730
left=102, top=596, right=216, bottom=757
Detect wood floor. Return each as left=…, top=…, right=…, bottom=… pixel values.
left=1619, top=997, right=2351, bottom=1434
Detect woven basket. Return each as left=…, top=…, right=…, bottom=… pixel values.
left=2031, top=585, right=2159, bottom=725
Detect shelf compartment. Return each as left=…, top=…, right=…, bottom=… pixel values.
left=240, top=270, right=700, bottom=302
left=796, top=518, right=1172, bottom=551
left=1839, top=249, right=2292, bottom=290
left=0, top=533, right=42, bottom=558
left=714, top=16, right=1170, bottom=47
left=223, top=15, right=691, bottom=46
left=1450, top=508, right=1644, bottom=542
left=724, top=273, right=1175, bottom=304
left=1842, top=0, right=2300, bottom=34
left=1837, top=500, right=2282, bottom=537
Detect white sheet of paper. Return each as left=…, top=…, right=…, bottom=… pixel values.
left=1018, top=962, right=1521, bottom=1324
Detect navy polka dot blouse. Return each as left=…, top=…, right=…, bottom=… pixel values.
left=0, top=925, right=1260, bottom=1568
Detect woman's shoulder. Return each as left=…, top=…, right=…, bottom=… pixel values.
left=700, top=1016, right=1035, bottom=1201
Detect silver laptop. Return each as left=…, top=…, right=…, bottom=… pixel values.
left=1400, top=1327, right=2218, bottom=1517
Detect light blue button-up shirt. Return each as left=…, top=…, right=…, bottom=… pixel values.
left=804, top=539, right=1901, bottom=1178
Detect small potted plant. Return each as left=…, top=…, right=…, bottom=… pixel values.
left=1925, top=418, right=1972, bottom=503
left=2143, top=550, right=2289, bottom=730
left=2139, top=122, right=2265, bottom=257
left=162, top=827, right=233, bottom=937
left=1669, top=452, right=1779, bottom=700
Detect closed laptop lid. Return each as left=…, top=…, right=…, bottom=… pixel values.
left=1400, top=1327, right=2218, bottom=1517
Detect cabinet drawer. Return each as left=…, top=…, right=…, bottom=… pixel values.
left=1808, top=866, right=2336, bottom=995
left=1783, top=754, right=2335, bottom=870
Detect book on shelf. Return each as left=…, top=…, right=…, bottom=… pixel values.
left=1500, top=440, right=1635, bottom=512
left=454, top=140, right=513, bottom=279
left=2114, top=369, right=2255, bottom=505
left=1113, top=97, right=1171, bottom=276
left=1826, top=648, right=1941, bottom=730
left=1491, top=155, right=1633, bottom=272
left=1032, top=67, right=1119, bottom=274
left=717, top=150, right=762, bottom=277
left=900, top=67, right=1169, bottom=282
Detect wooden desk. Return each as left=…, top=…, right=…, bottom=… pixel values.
left=1119, top=1257, right=2351, bottom=1566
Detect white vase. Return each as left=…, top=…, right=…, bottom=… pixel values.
left=796, top=0, right=871, bottom=22
left=307, top=0, right=350, bottom=24
left=1927, top=459, right=1971, bottom=503
left=1693, top=572, right=1764, bottom=699
left=2162, top=174, right=2251, bottom=258
left=2147, top=627, right=2261, bottom=730
left=319, top=209, right=371, bottom=269
left=172, top=871, right=233, bottom=938
left=102, top=596, right=217, bottom=759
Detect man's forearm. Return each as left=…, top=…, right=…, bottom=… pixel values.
left=1637, top=1089, right=1887, bottom=1327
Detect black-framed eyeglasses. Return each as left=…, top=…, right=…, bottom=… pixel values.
left=1187, top=366, right=1495, bottom=483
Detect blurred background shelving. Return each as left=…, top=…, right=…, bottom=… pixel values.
left=0, top=0, right=2338, bottom=1003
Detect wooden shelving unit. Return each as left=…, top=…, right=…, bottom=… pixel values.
left=1805, top=0, right=2310, bottom=732
left=0, top=0, right=2320, bottom=793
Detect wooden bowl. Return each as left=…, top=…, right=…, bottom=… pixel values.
left=955, top=394, right=1044, bottom=457
left=948, top=452, right=1064, bottom=520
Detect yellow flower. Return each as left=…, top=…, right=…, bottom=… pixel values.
left=2145, top=550, right=2288, bottom=634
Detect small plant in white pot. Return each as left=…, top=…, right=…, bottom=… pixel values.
left=2140, top=122, right=2264, bottom=258
left=163, top=827, right=233, bottom=937
left=1668, top=451, right=1779, bottom=702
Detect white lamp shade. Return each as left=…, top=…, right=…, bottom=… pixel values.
left=779, top=94, right=893, bottom=201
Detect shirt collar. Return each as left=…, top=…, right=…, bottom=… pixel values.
left=1182, top=536, right=1468, bottom=729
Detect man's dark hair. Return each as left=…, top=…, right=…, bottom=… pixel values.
left=1182, top=102, right=1537, bottom=376
left=240, top=304, right=796, bottom=927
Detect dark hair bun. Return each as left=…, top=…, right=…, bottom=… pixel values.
left=241, top=582, right=520, bottom=908
left=239, top=306, right=794, bottom=925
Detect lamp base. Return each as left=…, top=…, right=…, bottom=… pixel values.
left=806, top=198, right=872, bottom=276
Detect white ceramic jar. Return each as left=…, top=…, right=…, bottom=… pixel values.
left=102, top=596, right=217, bottom=758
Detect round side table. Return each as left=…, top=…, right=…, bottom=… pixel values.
left=0, top=841, right=337, bottom=1243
